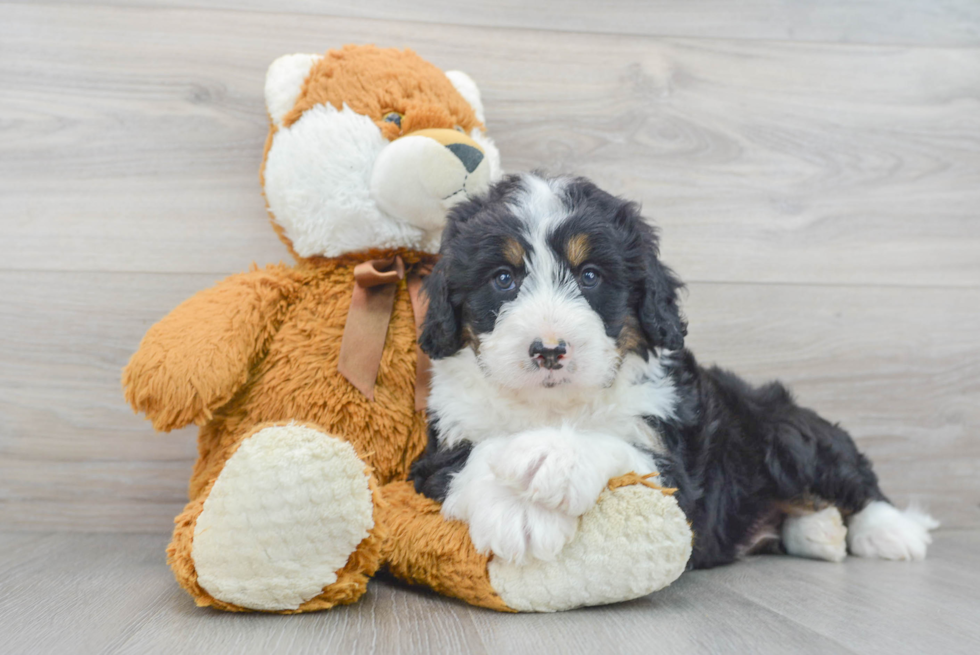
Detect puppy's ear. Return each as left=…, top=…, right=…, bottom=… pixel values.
left=625, top=208, right=686, bottom=352
left=613, top=199, right=687, bottom=351
left=419, top=259, right=463, bottom=359
left=420, top=186, right=496, bottom=358
left=639, top=256, right=687, bottom=351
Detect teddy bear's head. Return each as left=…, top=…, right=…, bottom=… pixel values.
left=261, top=45, right=501, bottom=260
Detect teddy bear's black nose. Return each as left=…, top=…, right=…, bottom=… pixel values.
left=445, top=143, right=484, bottom=173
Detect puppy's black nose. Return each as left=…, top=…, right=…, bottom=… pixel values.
left=445, top=142, right=484, bottom=173
left=529, top=339, right=567, bottom=370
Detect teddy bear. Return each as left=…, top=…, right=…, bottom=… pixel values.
left=123, top=44, right=692, bottom=614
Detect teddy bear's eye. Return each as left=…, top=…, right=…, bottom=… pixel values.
left=383, top=112, right=403, bottom=129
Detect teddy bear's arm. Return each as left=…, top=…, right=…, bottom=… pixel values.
left=122, top=264, right=304, bottom=432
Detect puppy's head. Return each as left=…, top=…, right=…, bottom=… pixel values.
left=420, top=173, right=686, bottom=391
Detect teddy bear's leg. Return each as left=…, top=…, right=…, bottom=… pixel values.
left=379, top=474, right=693, bottom=613
left=485, top=473, right=693, bottom=612
left=378, top=480, right=514, bottom=611
left=168, top=422, right=385, bottom=612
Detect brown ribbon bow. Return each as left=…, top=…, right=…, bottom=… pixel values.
left=337, top=256, right=432, bottom=411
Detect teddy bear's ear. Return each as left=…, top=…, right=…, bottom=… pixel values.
left=444, top=70, right=485, bottom=124
left=265, top=53, right=323, bottom=127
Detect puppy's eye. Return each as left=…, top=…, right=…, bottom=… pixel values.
left=579, top=267, right=601, bottom=289
left=492, top=269, right=516, bottom=292
left=383, top=112, right=403, bottom=129
left=454, top=125, right=466, bottom=133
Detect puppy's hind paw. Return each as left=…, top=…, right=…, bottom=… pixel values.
left=847, top=501, right=938, bottom=561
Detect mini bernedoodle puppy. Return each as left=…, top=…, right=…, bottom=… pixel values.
left=410, top=172, right=938, bottom=569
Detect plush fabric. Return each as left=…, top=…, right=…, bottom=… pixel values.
left=379, top=480, right=513, bottom=612
left=488, top=475, right=692, bottom=612
left=282, top=46, right=482, bottom=136
left=190, top=423, right=377, bottom=611
left=166, top=421, right=388, bottom=613
left=125, top=253, right=431, bottom=489
left=259, top=47, right=499, bottom=260
left=265, top=53, right=323, bottom=127
left=123, top=44, right=691, bottom=614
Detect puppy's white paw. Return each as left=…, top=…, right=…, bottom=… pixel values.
left=459, top=484, right=577, bottom=564
left=847, top=501, right=939, bottom=561
left=488, top=428, right=603, bottom=516
left=782, top=506, right=848, bottom=563
left=444, top=430, right=649, bottom=565
left=466, top=499, right=529, bottom=563
left=523, top=502, right=579, bottom=561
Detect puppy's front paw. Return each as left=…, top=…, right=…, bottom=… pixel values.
left=523, top=503, right=579, bottom=561
left=489, top=429, right=603, bottom=516
left=467, top=499, right=577, bottom=564
left=447, top=478, right=579, bottom=564
left=466, top=500, right=530, bottom=563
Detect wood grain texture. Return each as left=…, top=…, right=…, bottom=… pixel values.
left=1, top=5, right=979, bottom=646
left=701, top=533, right=980, bottom=654
left=1, top=531, right=978, bottom=654
left=2, top=271, right=977, bottom=531
left=0, top=271, right=204, bottom=531
left=19, top=0, right=980, bottom=46
left=0, top=0, right=977, bottom=542
left=1, top=3, right=979, bottom=286
left=0, top=533, right=182, bottom=654
left=684, top=283, right=980, bottom=529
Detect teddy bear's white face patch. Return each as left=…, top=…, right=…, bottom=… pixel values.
left=264, top=104, right=432, bottom=258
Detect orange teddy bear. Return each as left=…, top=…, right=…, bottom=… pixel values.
left=123, top=45, right=691, bottom=614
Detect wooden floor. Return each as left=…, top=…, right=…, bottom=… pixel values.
left=2, top=0, right=979, bottom=652
left=1, top=530, right=978, bottom=654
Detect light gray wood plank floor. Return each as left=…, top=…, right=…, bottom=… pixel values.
left=1, top=531, right=978, bottom=655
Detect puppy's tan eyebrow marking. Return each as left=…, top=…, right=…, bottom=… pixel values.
left=503, top=237, right=525, bottom=267
left=566, top=233, right=590, bottom=268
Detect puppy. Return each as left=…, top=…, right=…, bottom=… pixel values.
left=410, top=172, right=938, bottom=567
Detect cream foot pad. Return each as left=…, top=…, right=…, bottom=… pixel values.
left=488, top=483, right=693, bottom=612
left=192, top=424, right=374, bottom=610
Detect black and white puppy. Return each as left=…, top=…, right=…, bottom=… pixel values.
left=410, top=172, right=938, bottom=568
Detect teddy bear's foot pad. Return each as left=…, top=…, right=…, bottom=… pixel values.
left=191, top=423, right=374, bottom=611
left=487, top=482, right=693, bottom=612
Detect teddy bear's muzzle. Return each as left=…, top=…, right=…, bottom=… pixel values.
left=370, top=128, right=492, bottom=232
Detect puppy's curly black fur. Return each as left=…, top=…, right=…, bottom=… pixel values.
left=412, top=173, right=894, bottom=569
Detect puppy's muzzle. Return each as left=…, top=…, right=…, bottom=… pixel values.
left=529, top=339, right=567, bottom=370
